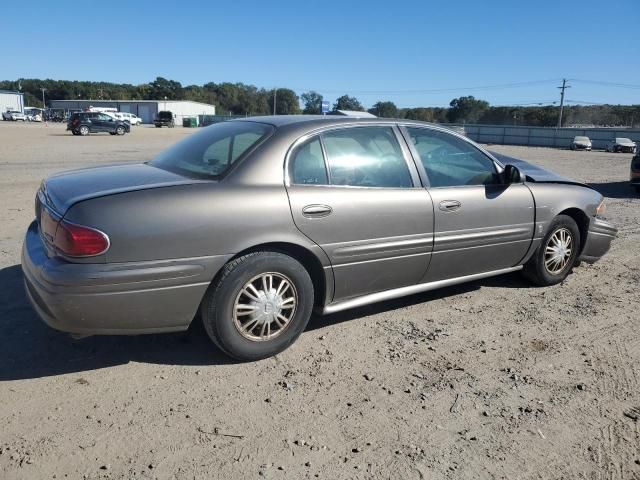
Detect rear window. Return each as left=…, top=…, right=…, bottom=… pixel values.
left=150, top=121, right=273, bottom=179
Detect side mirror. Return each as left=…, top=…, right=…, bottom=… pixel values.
left=503, top=164, right=522, bottom=184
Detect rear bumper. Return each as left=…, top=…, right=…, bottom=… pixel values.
left=21, top=221, right=230, bottom=335
left=579, top=218, right=617, bottom=264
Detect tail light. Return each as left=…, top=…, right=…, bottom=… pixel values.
left=54, top=220, right=110, bottom=257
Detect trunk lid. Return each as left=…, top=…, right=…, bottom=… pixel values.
left=41, top=163, right=207, bottom=215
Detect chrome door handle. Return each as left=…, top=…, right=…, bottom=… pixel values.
left=439, top=200, right=461, bottom=212
left=302, top=204, right=332, bottom=218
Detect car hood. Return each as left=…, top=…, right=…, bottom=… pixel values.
left=42, top=163, right=208, bottom=214
left=490, top=152, right=590, bottom=187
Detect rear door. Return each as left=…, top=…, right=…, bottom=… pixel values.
left=402, top=126, right=534, bottom=282
left=286, top=125, right=434, bottom=302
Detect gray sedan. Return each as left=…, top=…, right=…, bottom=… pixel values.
left=22, top=116, right=617, bottom=360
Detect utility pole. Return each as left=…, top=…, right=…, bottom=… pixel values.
left=557, top=79, right=570, bottom=128
left=273, top=88, right=277, bottom=115
left=40, top=87, right=46, bottom=109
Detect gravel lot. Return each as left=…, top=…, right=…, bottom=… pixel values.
left=0, top=121, right=638, bottom=480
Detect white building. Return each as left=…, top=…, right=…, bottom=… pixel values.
left=49, top=99, right=216, bottom=125
left=0, top=90, right=25, bottom=114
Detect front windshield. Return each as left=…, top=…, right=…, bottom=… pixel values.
left=150, top=121, right=273, bottom=179
left=616, top=138, right=632, bottom=143
left=574, top=136, right=589, bottom=141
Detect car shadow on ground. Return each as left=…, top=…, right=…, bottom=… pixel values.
left=0, top=264, right=233, bottom=381
left=0, top=264, right=530, bottom=381
left=588, top=181, right=639, bottom=199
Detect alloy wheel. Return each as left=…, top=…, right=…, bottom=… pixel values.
left=544, top=227, right=573, bottom=274
left=232, top=272, right=297, bottom=341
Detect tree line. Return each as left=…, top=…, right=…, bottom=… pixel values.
left=2, top=77, right=638, bottom=127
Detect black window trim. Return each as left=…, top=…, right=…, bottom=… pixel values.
left=398, top=124, right=506, bottom=190
left=286, top=123, right=421, bottom=189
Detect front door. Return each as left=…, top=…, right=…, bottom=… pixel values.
left=402, top=126, right=535, bottom=282
left=286, top=125, right=434, bottom=302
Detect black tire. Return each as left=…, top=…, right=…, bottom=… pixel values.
left=522, top=214, right=581, bottom=286
left=79, top=125, right=89, bottom=136
left=201, top=251, right=314, bottom=361
left=115, top=126, right=125, bottom=135
left=109, top=132, right=116, bottom=135
left=634, top=185, right=640, bottom=194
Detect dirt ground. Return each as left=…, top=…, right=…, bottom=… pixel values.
left=0, top=121, right=638, bottom=480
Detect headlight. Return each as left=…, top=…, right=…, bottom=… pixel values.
left=596, top=200, right=606, bottom=217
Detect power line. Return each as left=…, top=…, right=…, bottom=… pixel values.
left=290, top=79, right=562, bottom=96
left=570, top=79, right=640, bottom=90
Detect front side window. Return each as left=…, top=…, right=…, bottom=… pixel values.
left=151, top=121, right=273, bottom=178
left=322, top=127, right=412, bottom=188
left=406, top=127, right=500, bottom=188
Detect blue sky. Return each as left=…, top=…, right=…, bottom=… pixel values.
left=4, top=0, right=639, bottom=108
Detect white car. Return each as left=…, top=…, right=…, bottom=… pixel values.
left=109, top=112, right=142, bottom=125
left=570, top=136, right=592, bottom=151
left=2, top=110, right=26, bottom=121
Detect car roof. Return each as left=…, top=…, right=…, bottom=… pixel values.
left=232, top=114, right=439, bottom=130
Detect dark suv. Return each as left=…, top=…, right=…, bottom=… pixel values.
left=67, top=112, right=131, bottom=136
left=154, top=110, right=175, bottom=128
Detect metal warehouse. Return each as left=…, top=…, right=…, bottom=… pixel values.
left=48, top=99, right=216, bottom=124
left=0, top=90, right=25, bottom=114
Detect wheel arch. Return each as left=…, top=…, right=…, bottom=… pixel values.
left=557, top=207, right=590, bottom=255
left=222, top=241, right=330, bottom=310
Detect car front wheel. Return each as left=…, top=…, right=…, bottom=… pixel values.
left=201, top=251, right=314, bottom=361
left=115, top=126, right=125, bottom=135
left=79, top=125, right=89, bottom=136
left=523, top=214, right=581, bottom=286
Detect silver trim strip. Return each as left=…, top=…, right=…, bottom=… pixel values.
left=436, top=226, right=530, bottom=244
left=333, top=236, right=433, bottom=257
left=323, top=266, right=523, bottom=314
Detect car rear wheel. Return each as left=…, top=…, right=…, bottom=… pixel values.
left=523, top=214, right=580, bottom=286
left=115, top=126, right=125, bottom=135
left=201, top=251, right=314, bottom=361
left=79, top=125, right=89, bottom=136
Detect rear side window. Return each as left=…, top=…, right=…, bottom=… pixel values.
left=322, top=127, right=412, bottom=188
left=151, top=121, right=273, bottom=178
left=406, top=127, right=500, bottom=188
left=290, top=138, right=328, bottom=185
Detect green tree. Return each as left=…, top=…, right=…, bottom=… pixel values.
left=146, top=77, right=183, bottom=100
left=368, top=101, right=398, bottom=118
left=267, top=88, right=300, bottom=115
left=447, top=96, right=489, bottom=123
left=301, top=90, right=323, bottom=114
left=333, top=94, right=364, bottom=112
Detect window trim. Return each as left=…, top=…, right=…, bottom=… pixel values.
left=399, top=124, right=507, bottom=190
left=285, top=123, right=421, bottom=189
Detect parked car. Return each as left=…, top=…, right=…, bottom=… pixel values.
left=570, top=136, right=592, bottom=151
left=154, top=110, right=175, bottom=128
left=2, top=110, right=26, bottom=121
left=66, top=112, right=131, bottom=136
left=631, top=152, right=640, bottom=193
left=606, top=137, right=637, bottom=153
left=22, top=116, right=617, bottom=361
left=123, top=112, right=143, bottom=125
